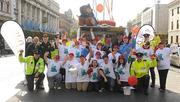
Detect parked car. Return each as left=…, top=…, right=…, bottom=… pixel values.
left=170, top=47, right=180, bottom=67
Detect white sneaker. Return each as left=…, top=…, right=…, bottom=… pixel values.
left=57, top=87, right=61, bottom=90
left=99, top=88, right=104, bottom=93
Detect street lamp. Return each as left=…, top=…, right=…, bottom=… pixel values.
left=157, top=0, right=160, bottom=36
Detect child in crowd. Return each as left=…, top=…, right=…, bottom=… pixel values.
left=88, top=59, right=100, bottom=92
left=115, top=55, right=130, bottom=91
left=63, top=53, right=79, bottom=90
left=76, top=55, right=90, bottom=92
left=44, top=52, right=64, bottom=90
left=99, top=55, right=116, bottom=92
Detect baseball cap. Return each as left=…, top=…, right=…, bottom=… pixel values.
left=136, top=52, right=143, bottom=58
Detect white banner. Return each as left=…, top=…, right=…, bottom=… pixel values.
left=1, top=21, right=25, bottom=57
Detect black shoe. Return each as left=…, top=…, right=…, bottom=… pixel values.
left=150, top=84, right=155, bottom=88
left=36, top=86, right=44, bottom=90
left=144, top=91, right=149, bottom=95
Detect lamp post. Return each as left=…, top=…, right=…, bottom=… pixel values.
left=157, top=0, right=160, bottom=36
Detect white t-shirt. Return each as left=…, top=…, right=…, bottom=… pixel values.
left=137, top=47, right=154, bottom=60
left=63, top=59, right=79, bottom=83
left=115, top=63, right=130, bottom=82
left=155, top=48, right=171, bottom=70
left=93, top=49, right=105, bottom=58
left=97, top=58, right=104, bottom=67
left=59, top=44, right=69, bottom=61
left=108, top=52, right=121, bottom=63
left=69, top=47, right=81, bottom=60
left=101, top=62, right=116, bottom=79
left=90, top=44, right=96, bottom=50
left=46, top=59, right=62, bottom=77
left=76, top=61, right=90, bottom=82
left=89, top=67, right=99, bottom=82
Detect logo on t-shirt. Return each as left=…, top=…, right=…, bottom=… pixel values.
left=158, top=54, right=164, bottom=60
left=76, top=51, right=80, bottom=58
left=118, top=68, right=125, bottom=75
left=105, top=68, right=110, bottom=75
left=81, top=69, right=87, bottom=76
left=144, top=52, right=147, bottom=57
left=51, top=65, right=57, bottom=72
left=92, top=72, right=97, bottom=80
left=64, top=48, right=68, bottom=54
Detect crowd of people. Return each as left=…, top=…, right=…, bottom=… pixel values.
left=19, top=31, right=171, bottom=96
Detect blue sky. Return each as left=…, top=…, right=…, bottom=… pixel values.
left=55, top=0, right=171, bottom=26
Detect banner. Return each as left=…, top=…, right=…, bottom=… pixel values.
left=1, top=21, right=25, bottom=57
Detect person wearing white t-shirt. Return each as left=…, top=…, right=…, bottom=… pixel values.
left=90, top=39, right=97, bottom=50
left=87, top=59, right=100, bottom=92
left=59, top=39, right=69, bottom=83
left=99, top=55, right=116, bottom=92
left=44, top=52, right=64, bottom=90
left=59, top=39, right=69, bottom=61
left=115, top=55, right=130, bottom=91
left=93, top=42, right=105, bottom=58
left=108, top=45, right=121, bottom=64
left=115, top=55, right=130, bottom=87
left=155, top=42, right=171, bottom=92
left=63, top=53, right=78, bottom=90
left=73, top=41, right=81, bottom=61
left=94, top=51, right=104, bottom=67
left=76, top=55, right=90, bottom=92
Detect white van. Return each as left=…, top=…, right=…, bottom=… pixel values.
left=170, top=47, right=180, bottom=67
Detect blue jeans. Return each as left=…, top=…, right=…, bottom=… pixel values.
left=47, top=74, right=61, bottom=89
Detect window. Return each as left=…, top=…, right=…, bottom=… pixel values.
left=176, top=36, right=179, bottom=43
left=171, top=21, right=174, bottom=30
left=178, top=7, right=179, bottom=14
left=177, top=20, right=179, bottom=29
left=0, top=2, right=3, bottom=11
left=6, top=2, right=9, bottom=13
left=171, top=36, right=173, bottom=43
left=172, top=9, right=174, bottom=16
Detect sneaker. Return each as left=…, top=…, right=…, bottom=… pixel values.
left=36, top=86, right=44, bottom=90
left=57, top=87, right=61, bottom=90
left=99, top=88, right=104, bottom=93
left=150, top=84, right=155, bottom=88
left=144, top=91, right=149, bottom=95
left=159, top=88, right=165, bottom=93
left=110, top=88, right=114, bottom=92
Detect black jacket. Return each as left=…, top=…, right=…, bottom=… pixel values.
left=39, top=42, right=54, bottom=58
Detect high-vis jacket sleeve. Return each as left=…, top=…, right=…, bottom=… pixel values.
left=19, top=54, right=25, bottom=63
left=130, top=62, right=135, bottom=76
left=37, top=59, right=45, bottom=73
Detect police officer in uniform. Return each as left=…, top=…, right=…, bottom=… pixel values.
left=130, top=52, right=151, bottom=95
left=19, top=49, right=45, bottom=91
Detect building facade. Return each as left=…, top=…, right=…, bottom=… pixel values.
left=59, top=9, right=78, bottom=35
left=140, top=4, right=168, bottom=42
left=17, top=0, right=60, bottom=33
left=0, top=0, right=12, bottom=26
left=141, top=7, right=153, bottom=26
left=132, top=13, right=142, bottom=27
left=168, top=0, right=180, bottom=44
left=59, top=13, right=72, bottom=34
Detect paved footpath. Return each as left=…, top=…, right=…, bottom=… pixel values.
left=0, top=56, right=180, bottom=102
